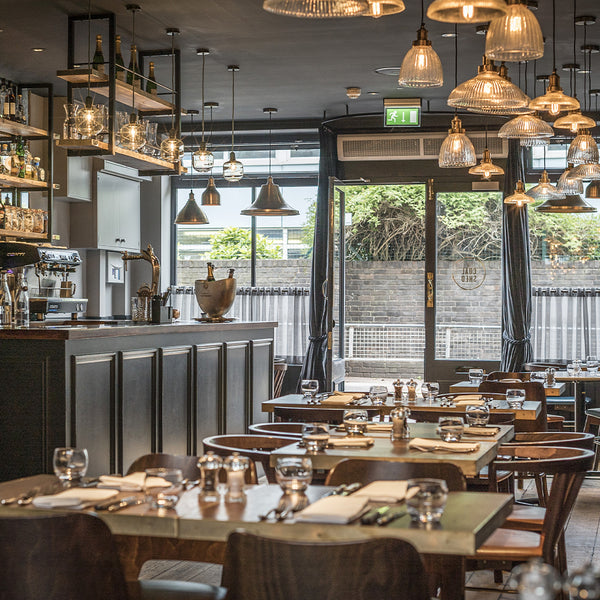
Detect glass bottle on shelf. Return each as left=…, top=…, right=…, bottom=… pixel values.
left=15, top=138, right=25, bottom=178
left=93, top=34, right=105, bottom=74
left=0, top=144, right=9, bottom=174
left=15, top=94, right=25, bottom=124
left=0, top=273, right=12, bottom=326
left=32, top=157, right=40, bottom=180
left=146, top=61, right=157, bottom=95
left=9, top=144, right=18, bottom=177
left=127, top=44, right=142, bottom=88
left=0, top=79, right=7, bottom=119
left=14, top=283, right=29, bottom=327
left=62, top=103, right=80, bottom=140
left=6, top=83, right=16, bottom=121
left=115, top=35, right=125, bottom=81
left=206, top=262, right=215, bottom=281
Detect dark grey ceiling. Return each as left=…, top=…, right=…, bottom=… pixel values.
left=2, top=0, right=600, bottom=126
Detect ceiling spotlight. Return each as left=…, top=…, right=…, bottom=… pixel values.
left=475, top=24, right=489, bottom=35
left=32, top=47, right=45, bottom=52
left=346, top=87, right=362, bottom=99
left=575, top=15, right=596, bottom=26
left=441, top=31, right=457, bottom=37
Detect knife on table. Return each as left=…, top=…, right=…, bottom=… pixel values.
left=94, top=496, right=144, bottom=512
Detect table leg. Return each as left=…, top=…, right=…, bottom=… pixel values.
left=422, top=554, right=465, bottom=600
left=573, top=381, right=584, bottom=432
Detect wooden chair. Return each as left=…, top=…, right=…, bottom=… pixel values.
left=324, top=458, right=466, bottom=491
left=274, top=406, right=381, bottom=424
left=524, top=361, right=568, bottom=371
left=409, top=408, right=516, bottom=427
left=584, top=407, right=600, bottom=469
left=486, top=371, right=529, bottom=382
left=468, top=445, right=594, bottom=586
left=504, top=432, right=595, bottom=450
left=127, top=453, right=201, bottom=480
left=203, top=434, right=298, bottom=483
left=0, top=512, right=226, bottom=600
left=221, top=531, right=430, bottom=600
left=248, top=422, right=304, bottom=437
left=273, top=361, right=287, bottom=398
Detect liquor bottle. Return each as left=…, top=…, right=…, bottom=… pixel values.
left=93, top=34, right=105, bottom=74
left=14, top=284, right=29, bottom=327
left=0, top=79, right=7, bottom=119
left=0, top=273, right=12, bottom=326
left=9, top=144, right=18, bottom=177
left=228, top=268, right=235, bottom=279
left=146, top=61, right=157, bottom=95
left=6, top=84, right=16, bottom=121
left=127, top=44, right=142, bottom=87
left=15, top=138, right=25, bottom=178
left=0, top=144, right=9, bottom=174
left=206, top=262, right=215, bottom=281
left=15, top=94, right=25, bottom=124
left=115, top=35, right=125, bottom=81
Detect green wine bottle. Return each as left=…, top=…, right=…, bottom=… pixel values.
left=93, top=34, right=105, bottom=74
left=146, top=61, right=157, bottom=95
left=115, top=35, right=125, bottom=81
left=127, top=44, right=141, bottom=87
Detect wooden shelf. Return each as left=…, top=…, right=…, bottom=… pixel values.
left=0, top=173, right=56, bottom=190
left=57, top=68, right=180, bottom=113
left=0, top=228, right=47, bottom=240
left=56, top=138, right=109, bottom=152
left=0, top=117, right=49, bottom=139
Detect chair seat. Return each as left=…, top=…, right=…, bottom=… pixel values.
left=473, top=528, right=542, bottom=559
left=130, top=580, right=228, bottom=600
left=504, top=505, right=545, bottom=529
left=587, top=408, right=600, bottom=419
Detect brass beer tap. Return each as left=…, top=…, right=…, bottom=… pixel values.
left=121, top=244, right=161, bottom=297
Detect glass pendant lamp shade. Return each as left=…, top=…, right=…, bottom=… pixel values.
left=567, top=131, right=599, bottom=165
left=363, top=0, right=405, bottom=17
left=504, top=180, right=534, bottom=206
left=174, top=191, right=209, bottom=225
left=553, top=111, right=596, bottom=133
left=485, top=0, right=544, bottom=62
left=262, top=0, right=369, bottom=17
left=586, top=180, right=600, bottom=198
left=498, top=113, right=554, bottom=143
left=438, top=115, right=477, bottom=168
left=557, top=163, right=584, bottom=194
left=569, top=162, right=600, bottom=181
left=527, top=170, right=565, bottom=200
left=241, top=176, right=300, bottom=216
left=74, top=96, right=104, bottom=138
left=223, top=151, right=244, bottom=182
left=201, top=176, right=221, bottom=206
left=160, top=129, right=184, bottom=162
left=529, top=70, right=580, bottom=115
left=192, top=142, right=214, bottom=172
left=468, top=149, right=505, bottom=179
left=448, top=57, right=529, bottom=113
left=398, top=25, right=443, bottom=87
left=427, top=0, right=508, bottom=23
left=535, top=194, right=597, bottom=213
left=119, top=113, right=146, bottom=151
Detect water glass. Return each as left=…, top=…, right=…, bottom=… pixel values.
left=369, top=385, right=388, bottom=406
left=465, top=404, right=490, bottom=426
left=275, top=457, right=312, bottom=494
left=437, top=416, right=464, bottom=442
left=586, top=356, right=599, bottom=374
left=506, top=388, right=526, bottom=409
left=421, top=382, right=440, bottom=402
left=406, top=478, right=448, bottom=524
left=300, top=379, right=319, bottom=401
left=53, top=447, right=89, bottom=482
left=302, top=422, right=329, bottom=452
left=145, top=467, right=184, bottom=509
left=343, top=409, right=369, bottom=436
left=131, top=296, right=150, bottom=322
left=468, top=368, right=484, bottom=385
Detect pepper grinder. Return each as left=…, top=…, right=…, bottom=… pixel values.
left=393, top=379, right=404, bottom=404
left=197, top=451, right=222, bottom=501
left=407, top=378, right=417, bottom=402
left=390, top=406, right=411, bottom=442
left=223, top=452, right=249, bottom=503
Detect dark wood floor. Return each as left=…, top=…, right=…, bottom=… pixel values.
left=139, top=478, right=600, bottom=597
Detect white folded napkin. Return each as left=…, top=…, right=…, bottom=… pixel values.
left=33, top=488, right=118, bottom=509
left=328, top=437, right=374, bottom=448
left=294, top=495, right=368, bottom=524
left=98, top=472, right=171, bottom=491
left=352, top=480, right=407, bottom=503
left=366, top=422, right=392, bottom=432
left=463, top=426, right=500, bottom=437
left=408, top=437, right=480, bottom=453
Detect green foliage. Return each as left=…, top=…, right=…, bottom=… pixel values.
left=209, top=227, right=281, bottom=259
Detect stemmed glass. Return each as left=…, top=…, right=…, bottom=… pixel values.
left=301, top=379, right=319, bottom=403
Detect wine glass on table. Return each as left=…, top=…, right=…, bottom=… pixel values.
left=300, top=379, right=319, bottom=404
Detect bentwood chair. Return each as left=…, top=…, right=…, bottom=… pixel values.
left=409, top=407, right=516, bottom=426
left=324, top=458, right=466, bottom=491
left=584, top=407, right=600, bottom=469
left=126, top=453, right=201, bottom=480
left=221, top=531, right=430, bottom=600
left=467, top=445, right=594, bottom=591
left=273, top=406, right=381, bottom=424
left=248, top=422, right=304, bottom=437
left=0, top=512, right=226, bottom=600
left=273, top=361, right=288, bottom=398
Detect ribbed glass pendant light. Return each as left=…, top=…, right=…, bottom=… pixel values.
left=469, top=148, right=505, bottom=179
left=223, top=66, right=244, bottom=182
left=398, top=0, right=443, bottom=88
left=485, top=0, right=544, bottom=62
left=569, top=162, right=600, bottom=180
left=586, top=180, right=600, bottom=198
left=527, top=170, right=565, bottom=200
left=557, top=163, right=584, bottom=194
left=498, top=114, right=554, bottom=144
left=567, top=129, right=599, bottom=165
left=448, top=56, right=529, bottom=114
left=241, top=108, right=299, bottom=216
left=535, top=194, right=597, bottom=212
left=504, top=180, right=534, bottom=206
left=362, top=0, right=405, bottom=17
left=427, top=0, right=508, bottom=24
left=160, top=29, right=184, bottom=162
left=263, top=0, right=368, bottom=17
left=192, top=49, right=214, bottom=173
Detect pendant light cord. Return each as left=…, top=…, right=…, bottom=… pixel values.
left=268, top=111, right=272, bottom=175
left=552, top=0, right=556, bottom=70
left=420, top=0, right=424, bottom=26
left=572, top=0, right=577, bottom=97
left=231, top=69, right=235, bottom=152
left=454, top=23, right=458, bottom=116
left=170, top=33, right=176, bottom=131
left=131, top=7, right=136, bottom=112
left=87, top=0, right=92, bottom=95
left=190, top=112, right=195, bottom=189
left=201, top=53, right=205, bottom=144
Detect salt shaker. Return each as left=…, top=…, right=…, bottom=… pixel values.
left=390, top=406, right=411, bottom=442
left=407, top=379, right=417, bottom=402
left=223, top=452, right=249, bottom=503
left=197, top=451, right=222, bottom=501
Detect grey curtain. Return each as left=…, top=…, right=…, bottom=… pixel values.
left=501, top=139, right=533, bottom=371
left=298, top=124, right=337, bottom=392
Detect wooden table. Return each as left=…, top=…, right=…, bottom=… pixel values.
left=554, top=371, right=600, bottom=431
left=0, top=475, right=513, bottom=600
left=449, top=380, right=566, bottom=397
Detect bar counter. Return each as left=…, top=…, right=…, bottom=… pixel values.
left=0, top=320, right=276, bottom=481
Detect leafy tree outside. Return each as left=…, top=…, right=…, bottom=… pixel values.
left=209, top=227, right=281, bottom=259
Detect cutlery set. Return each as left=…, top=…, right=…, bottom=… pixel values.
left=360, top=505, right=407, bottom=526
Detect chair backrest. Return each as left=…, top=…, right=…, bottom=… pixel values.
left=325, top=458, right=466, bottom=491
left=409, top=408, right=516, bottom=426
left=486, top=371, right=530, bottom=382
left=273, top=362, right=288, bottom=398
left=507, top=432, right=595, bottom=450
left=249, top=422, right=304, bottom=437
left=0, top=512, right=129, bottom=600
left=126, top=453, right=201, bottom=480
left=274, top=406, right=381, bottom=424
left=489, top=445, right=594, bottom=564
left=203, top=434, right=298, bottom=483
left=524, top=361, right=568, bottom=372
left=479, top=379, right=547, bottom=430
left=221, top=531, right=431, bottom=600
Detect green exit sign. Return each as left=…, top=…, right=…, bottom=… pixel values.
left=384, top=99, right=422, bottom=127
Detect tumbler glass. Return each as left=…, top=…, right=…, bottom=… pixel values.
left=53, top=447, right=89, bottom=482
left=437, top=416, right=464, bottom=442
left=406, top=478, right=448, bottom=524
